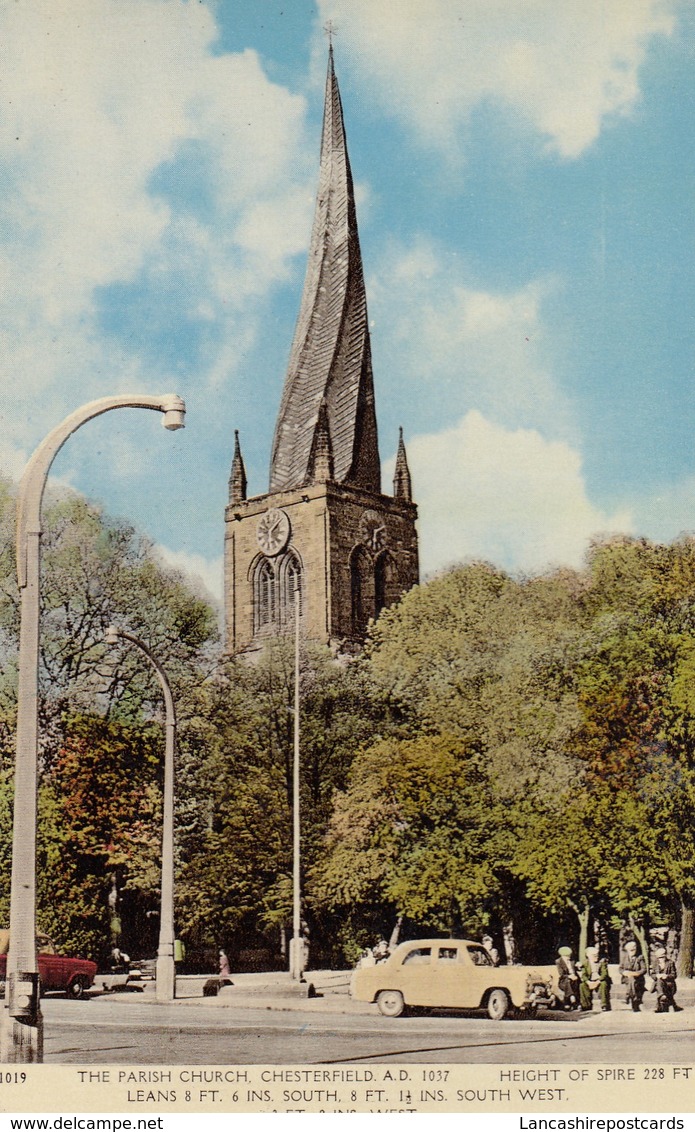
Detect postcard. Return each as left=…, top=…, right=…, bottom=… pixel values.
left=0, top=0, right=693, bottom=1121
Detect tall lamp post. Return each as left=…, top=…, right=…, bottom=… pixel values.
left=1, top=394, right=185, bottom=1063
left=104, top=626, right=177, bottom=1003
left=290, top=579, right=302, bottom=981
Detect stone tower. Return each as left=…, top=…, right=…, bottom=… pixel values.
left=224, top=48, right=418, bottom=653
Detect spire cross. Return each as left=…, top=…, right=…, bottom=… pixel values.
left=323, top=20, right=338, bottom=46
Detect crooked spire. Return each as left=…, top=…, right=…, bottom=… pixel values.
left=269, top=46, right=381, bottom=495
left=228, top=430, right=247, bottom=504
left=393, top=427, right=412, bottom=502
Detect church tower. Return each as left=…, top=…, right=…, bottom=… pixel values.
left=224, top=48, right=418, bottom=653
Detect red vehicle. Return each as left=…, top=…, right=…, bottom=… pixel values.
left=0, top=933, right=97, bottom=999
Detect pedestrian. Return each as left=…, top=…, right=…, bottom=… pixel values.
left=619, top=940, right=646, bottom=1012
left=555, top=946, right=580, bottom=1010
left=373, top=939, right=390, bottom=963
left=218, top=949, right=231, bottom=984
left=174, top=938, right=186, bottom=973
left=579, top=946, right=611, bottom=1012
left=482, top=935, right=500, bottom=966
left=110, top=946, right=129, bottom=972
left=651, top=947, right=682, bottom=1013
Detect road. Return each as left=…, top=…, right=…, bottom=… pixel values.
left=40, top=995, right=695, bottom=1065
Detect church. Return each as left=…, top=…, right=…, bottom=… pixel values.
left=224, top=48, right=419, bottom=654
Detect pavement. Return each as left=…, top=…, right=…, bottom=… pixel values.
left=94, top=968, right=695, bottom=1030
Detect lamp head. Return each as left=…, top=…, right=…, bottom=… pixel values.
left=105, top=625, right=121, bottom=646
left=160, top=394, right=186, bottom=431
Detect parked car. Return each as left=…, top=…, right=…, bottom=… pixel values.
left=0, top=932, right=97, bottom=999
left=350, top=938, right=559, bottom=1019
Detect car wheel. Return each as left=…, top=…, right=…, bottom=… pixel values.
left=66, top=977, right=85, bottom=1000
left=376, top=989, right=406, bottom=1018
left=487, top=988, right=509, bottom=1020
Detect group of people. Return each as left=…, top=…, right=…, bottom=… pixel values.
left=556, top=945, right=611, bottom=1012
left=555, top=942, right=682, bottom=1013
left=618, top=942, right=682, bottom=1013
left=357, top=939, right=391, bottom=967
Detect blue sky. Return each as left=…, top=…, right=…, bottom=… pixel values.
left=1, top=0, right=693, bottom=601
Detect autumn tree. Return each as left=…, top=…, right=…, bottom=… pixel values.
left=0, top=478, right=220, bottom=958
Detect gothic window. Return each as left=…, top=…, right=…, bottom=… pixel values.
left=254, top=557, right=276, bottom=633
left=253, top=551, right=302, bottom=636
left=375, top=551, right=398, bottom=616
left=350, top=546, right=374, bottom=634
left=280, top=551, right=302, bottom=626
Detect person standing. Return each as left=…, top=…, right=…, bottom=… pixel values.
left=651, top=946, right=682, bottom=1013
left=373, top=939, right=390, bottom=963
left=620, top=940, right=646, bottom=1011
left=579, top=946, right=611, bottom=1012
left=556, top=946, right=580, bottom=1010
left=482, top=935, right=500, bottom=966
left=219, top=949, right=232, bottom=984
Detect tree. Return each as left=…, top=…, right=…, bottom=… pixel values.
left=575, top=538, right=695, bottom=972
left=36, top=714, right=164, bottom=959
left=367, top=563, right=586, bottom=799
left=174, top=640, right=403, bottom=967
left=311, top=733, right=514, bottom=962
left=0, top=480, right=220, bottom=959
left=364, top=540, right=695, bottom=970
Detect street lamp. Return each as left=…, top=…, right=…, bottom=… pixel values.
left=1, top=394, right=185, bottom=1063
left=104, top=626, right=177, bottom=1004
left=290, top=578, right=302, bottom=981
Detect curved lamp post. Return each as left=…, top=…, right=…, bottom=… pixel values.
left=2, top=394, right=185, bottom=1063
left=104, top=626, right=176, bottom=1004
left=291, top=578, right=302, bottom=981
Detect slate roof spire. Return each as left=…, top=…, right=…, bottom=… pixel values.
left=269, top=46, right=381, bottom=495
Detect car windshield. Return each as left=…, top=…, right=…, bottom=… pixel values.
left=467, top=945, right=493, bottom=966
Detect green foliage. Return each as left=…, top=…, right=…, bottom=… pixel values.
left=39, top=491, right=219, bottom=729
left=0, top=480, right=219, bottom=959
left=316, top=537, right=695, bottom=964
left=174, top=640, right=402, bottom=961
left=311, top=733, right=509, bottom=952
left=0, top=769, right=13, bottom=927
left=36, top=714, right=164, bottom=958
left=3, top=468, right=695, bottom=973
left=368, top=563, right=586, bottom=799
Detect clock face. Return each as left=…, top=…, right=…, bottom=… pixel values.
left=257, top=508, right=290, bottom=556
left=360, top=509, right=386, bottom=551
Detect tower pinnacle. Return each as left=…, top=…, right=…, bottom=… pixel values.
left=393, top=427, right=412, bottom=502
left=228, top=430, right=247, bottom=504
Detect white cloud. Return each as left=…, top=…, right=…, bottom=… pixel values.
left=0, top=0, right=313, bottom=462
left=370, top=238, right=574, bottom=440
left=317, top=0, right=677, bottom=157
left=155, top=545, right=223, bottom=607
left=389, top=411, right=632, bottom=577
